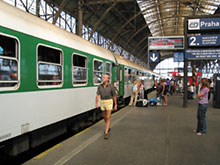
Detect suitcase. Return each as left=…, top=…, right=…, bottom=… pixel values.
left=136, top=99, right=149, bottom=107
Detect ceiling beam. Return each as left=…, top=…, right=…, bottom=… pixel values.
left=136, top=45, right=148, bottom=60
left=84, top=0, right=135, bottom=5
left=120, top=24, right=149, bottom=55
left=108, top=10, right=143, bottom=49
left=112, top=6, right=136, bottom=29
left=52, top=0, right=68, bottom=24
left=88, top=2, right=117, bottom=41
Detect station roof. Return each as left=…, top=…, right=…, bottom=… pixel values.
left=44, top=0, right=220, bottom=68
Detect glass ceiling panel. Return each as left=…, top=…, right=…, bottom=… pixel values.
left=137, top=0, right=220, bottom=37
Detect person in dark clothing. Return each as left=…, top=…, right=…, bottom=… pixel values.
left=161, top=79, right=168, bottom=106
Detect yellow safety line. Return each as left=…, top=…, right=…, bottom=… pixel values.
left=34, top=143, right=62, bottom=159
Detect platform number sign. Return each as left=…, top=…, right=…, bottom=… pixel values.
left=189, top=36, right=199, bottom=46
left=188, top=35, right=220, bottom=47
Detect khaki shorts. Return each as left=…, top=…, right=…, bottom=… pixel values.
left=100, top=99, right=113, bottom=111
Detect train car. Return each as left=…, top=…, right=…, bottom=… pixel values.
left=114, top=54, right=154, bottom=103
left=0, top=1, right=158, bottom=156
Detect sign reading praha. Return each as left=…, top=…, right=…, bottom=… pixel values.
left=148, top=36, right=184, bottom=50
left=188, top=17, right=220, bottom=30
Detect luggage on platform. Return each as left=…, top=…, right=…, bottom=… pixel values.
left=136, top=99, right=149, bottom=107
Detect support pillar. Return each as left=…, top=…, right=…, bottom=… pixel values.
left=183, top=57, right=188, bottom=107
left=76, top=0, right=83, bottom=37
left=36, top=0, right=40, bottom=17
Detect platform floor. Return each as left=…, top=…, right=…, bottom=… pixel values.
left=25, top=94, right=220, bottom=165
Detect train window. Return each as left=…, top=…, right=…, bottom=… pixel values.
left=37, top=45, right=62, bottom=87
left=105, top=62, right=111, bottom=82
left=137, top=71, right=139, bottom=76
left=72, top=54, right=87, bottom=86
left=128, top=68, right=131, bottom=74
left=93, top=59, right=103, bottom=85
left=0, top=34, right=19, bottom=89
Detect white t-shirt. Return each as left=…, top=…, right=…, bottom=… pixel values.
left=133, top=84, right=138, bottom=91
left=210, top=82, right=213, bottom=88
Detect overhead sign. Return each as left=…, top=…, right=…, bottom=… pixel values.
left=185, top=49, right=220, bottom=59
left=149, top=52, right=159, bottom=63
left=173, top=52, right=184, bottom=62
left=188, top=35, right=220, bottom=47
left=188, top=17, right=220, bottom=30
left=148, top=36, right=184, bottom=50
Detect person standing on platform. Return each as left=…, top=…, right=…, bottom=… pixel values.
left=161, top=79, right=168, bottom=106
left=139, top=80, right=145, bottom=99
left=96, top=74, right=117, bottom=139
left=194, top=78, right=209, bottom=136
left=129, top=79, right=139, bottom=106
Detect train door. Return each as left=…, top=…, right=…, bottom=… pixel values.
left=112, top=63, right=124, bottom=98
left=111, top=63, right=119, bottom=94
left=118, top=64, right=124, bottom=97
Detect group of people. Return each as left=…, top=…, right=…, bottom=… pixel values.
left=95, top=74, right=210, bottom=139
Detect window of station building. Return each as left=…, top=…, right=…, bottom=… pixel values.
left=0, top=34, right=19, bottom=89
left=105, top=62, right=111, bottom=82
left=37, top=45, right=62, bottom=87
left=93, top=59, right=103, bottom=85
left=72, top=54, right=87, bottom=86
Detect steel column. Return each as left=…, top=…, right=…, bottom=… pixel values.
left=76, top=0, right=83, bottom=37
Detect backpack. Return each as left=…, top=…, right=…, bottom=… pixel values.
left=149, top=98, right=158, bottom=106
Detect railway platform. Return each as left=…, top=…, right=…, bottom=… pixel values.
left=25, top=94, right=220, bottom=165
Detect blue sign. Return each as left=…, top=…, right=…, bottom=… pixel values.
left=173, top=52, right=184, bottom=62
left=149, top=52, right=159, bottom=63
left=188, top=17, right=220, bottom=30
left=178, top=68, right=184, bottom=73
left=188, top=35, right=220, bottom=47
left=185, top=49, right=220, bottom=59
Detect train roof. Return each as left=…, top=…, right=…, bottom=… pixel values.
left=0, top=1, right=115, bottom=62
left=113, top=53, right=151, bottom=73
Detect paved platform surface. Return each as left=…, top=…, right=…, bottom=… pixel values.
left=25, top=94, right=220, bottom=165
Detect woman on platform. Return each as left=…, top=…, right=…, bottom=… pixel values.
left=194, top=78, right=209, bottom=136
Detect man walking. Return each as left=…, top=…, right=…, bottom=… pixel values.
left=96, top=74, right=117, bottom=139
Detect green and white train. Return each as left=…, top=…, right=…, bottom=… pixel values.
left=0, top=1, right=159, bottom=156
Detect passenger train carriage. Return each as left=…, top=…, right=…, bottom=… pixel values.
left=0, top=1, right=159, bottom=156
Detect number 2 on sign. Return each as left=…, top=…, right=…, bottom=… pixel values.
left=189, top=36, right=197, bottom=46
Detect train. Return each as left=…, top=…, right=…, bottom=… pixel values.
left=0, top=1, right=160, bottom=156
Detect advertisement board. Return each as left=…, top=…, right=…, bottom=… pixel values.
left=173, top=52, right=184, bottom=62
